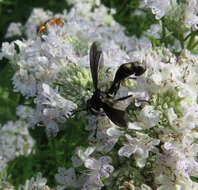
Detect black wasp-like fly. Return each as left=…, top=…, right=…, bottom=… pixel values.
left=87, top=42, right=146, bottom=128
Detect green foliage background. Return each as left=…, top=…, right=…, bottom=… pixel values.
left=0, top=0, right=156, bottom=188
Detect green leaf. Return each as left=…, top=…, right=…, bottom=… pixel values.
left=145, top=35, right=161, bottom=46
left=191, top=49, right=198, bottom=54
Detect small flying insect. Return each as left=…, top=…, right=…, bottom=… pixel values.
left=37, top=18, right=64, bottom=35
left=87, top=42, right=146, bottom=128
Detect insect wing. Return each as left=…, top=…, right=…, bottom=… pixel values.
left=101, top=102, right=128, bottom=128
left=108, top=62, right=145, bottom=95
left=112, top=95, right=133, bottom=111
left=89, top=42, right=103, bottom=90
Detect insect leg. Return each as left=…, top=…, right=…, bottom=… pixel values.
left=114, top=95, right=133, bottom=102
left=128, top=77, right=137, bottom=80
left=93, top=117, right=99, bottom=138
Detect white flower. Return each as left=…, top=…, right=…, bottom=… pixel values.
left=129, top=37, right=152, bottom=63
left=55, top=168, right=82, bottom=189
left=0, top=120, right=34, bottom=172
left=5, top=22, right=22, bottom=38
left=118, top=134, right=137, bottom=158
left=157, top=135, right=198, bottom=178
left=128, top=105, right=161, bottom=130
left=128, top=90, right=149, bottom=107
left=144, top=24, right=162, bottom=39
left=155, top=172, right=198, bottom=190
left=12, top=71, right=36, bottom=97
left=26, top=173, right=48, bottom=190
left=41, top=83, right=77, bottom=117
left=175, top=175, right=198, bottom=190
left=1, top=42, right=16, bottom=59
left=34, top=83, right=77, bottom=135
left=72, top=146, right=95, bottom=167
left=168, top=106, right=198, bottom=131
left=144, top=0, right=171, bottom=19
left=84, top=156, right=114, bottom=188
left=106, top=125, right=123, bottom=139
left=41, top=27, right=77, bottom=63
left=184, top=0, right=198, bottom=30
left=88, top=117, right=120, bottom=153
left=16, top=105, right=39, bottom=126
left=102, top=41, right=130, bottom=67
left=119, top=133, right=160, bottom=167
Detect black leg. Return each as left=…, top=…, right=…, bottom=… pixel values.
left=114, top=95, right=133, bottom=102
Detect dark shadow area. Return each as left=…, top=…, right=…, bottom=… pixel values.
left=0, top=62, right=21, bottom=124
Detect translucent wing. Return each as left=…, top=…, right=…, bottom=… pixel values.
left=101, top=102, right=128, bottom=128
left=112, top=95, right=133, bottom=110
left=89, top=42, right=104, bottom=90
left=108, top=62, right=146, bottom=95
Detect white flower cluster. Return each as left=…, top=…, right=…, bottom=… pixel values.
left=144, top=0, right=171, bottom=19
left=144, top=0, right=198, bottom=31
left=0, top=120, right=34, bottom=173
left=21, top=173, right=50, bottom=190
left=0, top=0, right=137, bottom=136
left=1, top=0, right=198, bottom=189
left=5, top=22, right=22, bottom=38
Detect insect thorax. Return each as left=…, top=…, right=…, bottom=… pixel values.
left=87, top=90, right=108, bottom=114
